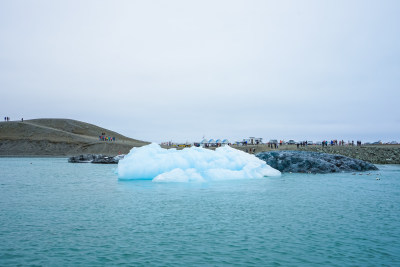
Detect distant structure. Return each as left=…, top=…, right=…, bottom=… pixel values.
left=162, top=138, right=231, bottom=148
left=208, top=139, right=216, bottom=147
left=240, top=137, right=263, bottom=146
left=197, top=138, right=230, bottom=148
left=200, top=139, right=208, bottom=147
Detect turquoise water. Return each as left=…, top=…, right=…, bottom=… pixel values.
left=1, top=158, right=400, bottom=266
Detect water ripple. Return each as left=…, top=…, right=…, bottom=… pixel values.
left=0, top=159, right=399, bottom=266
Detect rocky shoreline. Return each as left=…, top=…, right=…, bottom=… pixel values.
left=256, top=151, right=378, bottom=173
left=1, top=119, right=398, bottom=165
left=68, top=154, right=124, bottom=164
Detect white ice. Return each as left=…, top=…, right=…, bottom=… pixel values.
left=117, top=143, right=281, bottom=182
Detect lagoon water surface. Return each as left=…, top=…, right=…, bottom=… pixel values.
left=1, top=158, right=400, bottom=266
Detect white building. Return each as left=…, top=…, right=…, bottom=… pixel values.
left=243, top=137, right=263, bottom=145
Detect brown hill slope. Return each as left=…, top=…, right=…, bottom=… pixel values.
left=0, top=119, right=150, bottom=156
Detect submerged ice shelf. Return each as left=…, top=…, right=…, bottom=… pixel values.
left=117, top=143, right=281, bottom=182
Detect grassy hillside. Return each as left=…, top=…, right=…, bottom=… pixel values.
left=0, top=119, right=149, bottom=156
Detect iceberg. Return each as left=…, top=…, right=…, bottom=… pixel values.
left=117, top=143, right=280, bottom=182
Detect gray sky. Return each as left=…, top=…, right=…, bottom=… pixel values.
left=1, top=0, right=399, bottom=143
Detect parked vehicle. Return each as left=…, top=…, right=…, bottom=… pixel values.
left=287, top=140, right=296, bottom=145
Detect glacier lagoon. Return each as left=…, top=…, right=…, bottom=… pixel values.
left=1, top=157, right=400, bottom=266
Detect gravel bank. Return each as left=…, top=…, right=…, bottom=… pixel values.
left=233, top=144, right=400, bottom=164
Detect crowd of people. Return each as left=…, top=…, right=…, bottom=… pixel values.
left=99, top=132, right=116, bottom=142
left=268, top=143, right=278, bottom=149
left=321, top=140, right=362, bottom=147
left=268, top=140, right=364, bottom=149
left=297, top=141, right=309, bottom=148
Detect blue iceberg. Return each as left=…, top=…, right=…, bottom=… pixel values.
left=117, top=143, right=281, bottom=182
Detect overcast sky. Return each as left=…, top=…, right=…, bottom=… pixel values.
left=1, top=0, right=399, bottom=143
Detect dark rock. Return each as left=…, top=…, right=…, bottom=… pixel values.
left=68, top=154, right=96, bottom=163
left=68, top=154, right=124, bottom=164
left=256, top=151, right=378, bottom=173
left=92, top=155, right=119, bottom=164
